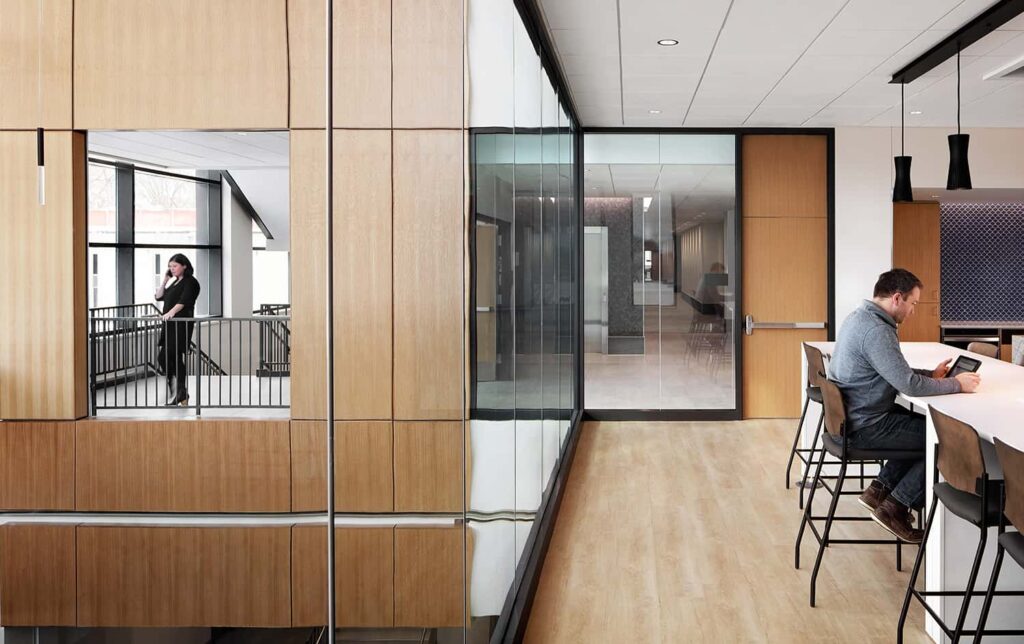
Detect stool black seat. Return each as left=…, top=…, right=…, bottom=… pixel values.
left=795, top=375, right=922, bottom=607
left=897, top=409, right=1024, bottom=644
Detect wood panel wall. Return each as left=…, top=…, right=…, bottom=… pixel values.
left=287, top=0, right=392, bottom=128
left=75, top=420, right=291, bottom=512
left=0, top=422, right=74, bottom=510
left=291, top=420, right=394, bottom=512
left=0, top=131, right=86, bottom=420
left=0, top=525, right=77, bottom=626
left=73, top=0, right=289, bottom=129
left=76, top=526, right=291, bottom=627
left=0, top=0, right=73, bottom=129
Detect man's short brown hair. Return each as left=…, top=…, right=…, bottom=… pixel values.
left=874, top=268, right=923, bottom=298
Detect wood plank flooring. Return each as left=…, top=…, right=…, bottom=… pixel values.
left=525, top=420, right=931, bottom=643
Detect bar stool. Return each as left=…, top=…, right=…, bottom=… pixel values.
left=972, top=438, right=1024, bottom=643
left=794, top=375, right=923, bottom=607
left=897, top=409, right=1024, bottom=643
left=785, top=343, right=825, bottom=509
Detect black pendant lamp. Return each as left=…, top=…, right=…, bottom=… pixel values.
left=947, top=47, right=972, bottom=190
left=893, top=83, right=913, bottom=202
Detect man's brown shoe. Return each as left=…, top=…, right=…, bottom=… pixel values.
left=872, top=497, right=924, bottom=543
left=858, top=480, right=890, bottom=512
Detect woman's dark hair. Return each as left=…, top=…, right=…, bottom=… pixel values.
left=168, top=253, right=195, bottom=278
left=874, top=268, right=922, bottom=298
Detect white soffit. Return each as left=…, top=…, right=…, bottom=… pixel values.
left=537, top=0, right=1024, bottom=128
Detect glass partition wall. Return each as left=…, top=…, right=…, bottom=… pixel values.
left=583, top=134, right=737, bottom=412
left=468, top=0, right=580, bottom=638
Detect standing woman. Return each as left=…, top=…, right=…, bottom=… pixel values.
left=155, top=254, right=201, bottom=405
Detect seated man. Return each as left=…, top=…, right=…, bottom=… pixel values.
left=828, top=268, right=980, bottom=542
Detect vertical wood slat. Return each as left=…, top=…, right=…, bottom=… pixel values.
left=287, top=0, right=392, bottom=128
left=393, top=130, right=465, bottom=420
left=72, top=0, right=288, bottom=129
left=0, top=131, right=86, bottom=420
left=392, top=0, right=464, bottom=128
left=0, top=422, right=74, bottom=510
left=0, top=0, right=73, bottom=129
left=0, top=525, right=76, bottom=626
left=76, top=526, right=291, bottom=627
left=290, top=131, right=394, bottom=420
left=291, top=526, right=395, bottom=627
left=290, top=420, right=394, bottom=512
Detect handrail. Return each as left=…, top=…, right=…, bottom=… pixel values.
left=88, top=315, right=290, bottom=414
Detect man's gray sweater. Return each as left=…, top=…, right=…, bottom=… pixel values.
left=827, top=300, right=960, bottom=430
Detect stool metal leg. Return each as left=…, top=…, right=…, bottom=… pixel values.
left=972, top=543, right=1005, bottom=644
left=951, top=527, right=988, bottom=643
left=810, top=460, right=847, bottom=607
left=786, top=397, right=811, bottom=489
left=795, top=440, right=828, bottom=570
left=799, top=414, right=824, bottom=511
left=897, top=496, right=938, bottom=644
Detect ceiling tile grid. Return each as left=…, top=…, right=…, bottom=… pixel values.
left=538, top=0, right=1024, bottom=128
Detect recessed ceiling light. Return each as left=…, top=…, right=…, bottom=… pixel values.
left=657, top=39, right=679, bottom=46
left=235, top=132, right=249, bottom=136
left=910, top=110, right=922, bottom=115
left=649, top=110, right=662, bottom=114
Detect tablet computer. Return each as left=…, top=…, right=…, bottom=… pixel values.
left=946, top=355, right=982, bottom=378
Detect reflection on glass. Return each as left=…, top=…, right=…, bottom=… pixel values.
left=134, top=170, right=199, bottom=245
left=467, top=0, right=579, bottom=638
left=583, top=134, right=737, bottom=411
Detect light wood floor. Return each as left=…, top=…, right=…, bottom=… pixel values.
left=525, top=420, right=932, bottom=643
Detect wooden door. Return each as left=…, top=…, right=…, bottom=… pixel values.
left=893, top=201, right=941, bottom=342
left=742, top=135, right=829, bottom=418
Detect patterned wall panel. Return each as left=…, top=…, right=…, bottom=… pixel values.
left=941, top=202, right=1024, bottom=321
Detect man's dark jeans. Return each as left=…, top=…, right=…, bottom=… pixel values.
left=846, top=406, right=925, bottom=509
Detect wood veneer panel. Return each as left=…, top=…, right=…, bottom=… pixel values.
left=0, top=422, right=74, bottom=510
left=392, top=0, right=464, bottom=128
left=290, top=131, right=328, bottom=419
left=898, top=302, right=941, bottom=343
left=290, top=420, right=394, bottom=512
left=333, top=130, right=393, bottom=418
left=73, top=0, right=288, bottom=129
left=291, top=526, right=395, bottom=627
left=393, top=131, right=465, bottom=420
left=742, top=217, right=828, bottom=418
left=394, top=527, right=464, bottom=627
left=0, top=525, right=76, bottom=626
left=394, top=421, right=463, bottom=512
left=0, top=0, right=73, bottom=128
left=75, top=420, right=290, bottom=512
left=287, top=0, right=391, bottom=128
left=742, top=135, right=827, bottom=218
left=893, top=201, right=941, bottom=302
left=0, top=131, right=86, bottom=420
left=76, top=526, right=290, bottom=627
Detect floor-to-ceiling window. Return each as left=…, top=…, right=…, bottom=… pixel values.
left=583, top=133, right=738, bottom=413
left=468, top=0, right=580, bottom=637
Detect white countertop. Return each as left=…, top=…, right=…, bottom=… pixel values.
left=808, top=341, right=1024, bottom=449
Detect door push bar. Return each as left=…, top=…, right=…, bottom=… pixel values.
left=744, top=315, right=827, bottom=336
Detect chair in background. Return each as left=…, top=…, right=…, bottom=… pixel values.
left=967, top=342, right=999, bottom=359
left=785, top=344, right=825, bottom=508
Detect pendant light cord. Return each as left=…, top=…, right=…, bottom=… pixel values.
left=901, top=83, right=905, bottom=155
left=957, top=47, right=961, bottom=135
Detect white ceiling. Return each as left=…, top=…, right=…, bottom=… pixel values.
left=538, top=0, right=1024, bottom=128
left=88, top=131, right=290, bottom=247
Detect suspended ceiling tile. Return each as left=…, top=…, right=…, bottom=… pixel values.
left=829, top=0, right=961, bottom=31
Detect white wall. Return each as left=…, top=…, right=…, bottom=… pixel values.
left=834, top=126, right=1024, bottom=332
left=221, top=183, right=253, bottom=317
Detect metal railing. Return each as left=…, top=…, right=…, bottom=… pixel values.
left=88, top=312, right=290, bottom=414
left=254, top=304, right=291, bottom=377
